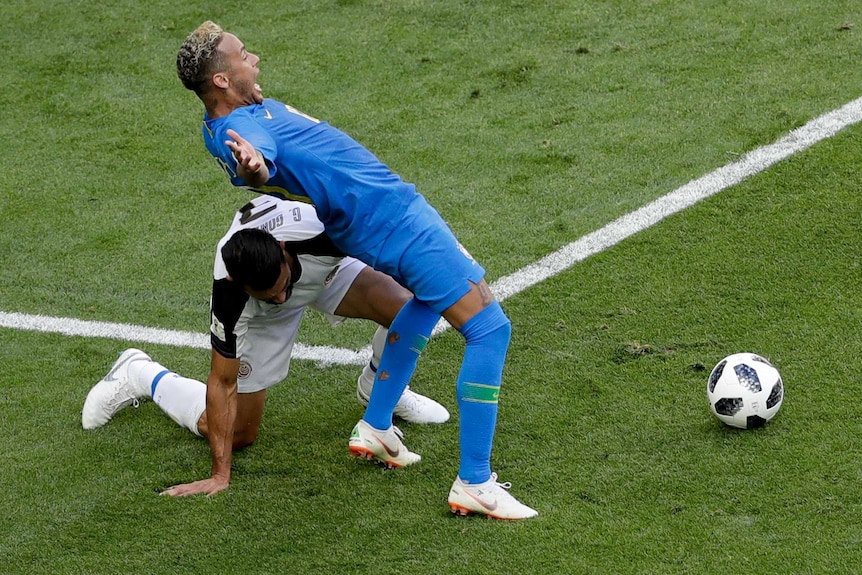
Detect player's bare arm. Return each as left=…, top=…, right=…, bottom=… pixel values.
left=161, top=350, right=239, bottom=497
left=225, top=128, right=268, bottom=187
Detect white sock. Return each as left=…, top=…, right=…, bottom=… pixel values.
left=151, top=372, right=206, bottom=437
left=130, top=360, right=206, bottom=436
left=128, top=360, right=165, bottom=398
left=357, top=325, right=388, bottom=397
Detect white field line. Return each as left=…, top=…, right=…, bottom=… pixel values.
left=2, top=96, right=861, bottom=365
left=0, top=311, right=370, bottom=365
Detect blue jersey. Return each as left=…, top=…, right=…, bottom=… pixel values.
left=202, top=98, right=485, bottom=311
left=203, top=99, right=416, bottom=267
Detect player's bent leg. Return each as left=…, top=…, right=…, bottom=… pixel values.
left=330, top=265, right=450, bottom=424
left=356, top=326, right=450, bottom=424
left=84, top=350, right=266, bottom=451
left=233, top=389, right=267, bottom=448
left=197, top=389, right=267, bottom=450
left=359, top=297, right=439, bottom=431
left=83, top=349, right=213, bottom=437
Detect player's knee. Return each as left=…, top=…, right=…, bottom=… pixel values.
left=480, top=316, right=511, bottom=351
left=460, top=301, right=511, bottom=347
left=232, top=422, right=261, bottom=450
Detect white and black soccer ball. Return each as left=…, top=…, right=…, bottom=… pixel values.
left=706, top=353, right=784, bottom=429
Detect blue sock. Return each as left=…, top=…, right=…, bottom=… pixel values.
left=456, top=301, right=511, bottom=484
left=362, top=298, right=440, bottom=430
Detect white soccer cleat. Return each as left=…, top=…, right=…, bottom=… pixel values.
left=348, top=419, right=421, bottom=468
left=448, top=473, right=539, bottom=520
left=81, top=348, right=152, bottom=430
left=356, top=376, right=450, bottom=424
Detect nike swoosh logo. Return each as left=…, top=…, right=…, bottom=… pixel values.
left=465, top=490, right=498, bottom=512
left=371, top=433, right=400, bottom=458
left=103, top=355, right=134, bottom=383
left=103, top=371, right=121, bottom=383
left=264, top=109, right=273, bottom=120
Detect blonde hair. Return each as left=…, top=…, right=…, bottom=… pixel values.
left=176, top=21, right=226, bottom=93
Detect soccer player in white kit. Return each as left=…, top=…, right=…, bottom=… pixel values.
left=82, top=196, right=449, bottom=495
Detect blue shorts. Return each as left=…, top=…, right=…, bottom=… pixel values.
left=374, top=195, right=486, bottom=313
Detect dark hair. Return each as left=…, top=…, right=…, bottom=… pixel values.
left=222, top=228, right=284, bottom=290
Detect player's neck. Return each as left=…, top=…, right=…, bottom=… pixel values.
left=203, top=93, right=252, bottom=120
left=205, top=100, right=236, bottom=120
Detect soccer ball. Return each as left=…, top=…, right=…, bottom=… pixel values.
left=706, top=353, right=784, bottom=429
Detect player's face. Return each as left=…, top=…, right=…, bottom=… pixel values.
left=244, top=263, right=293, bottom=305
left=218, top=33, right=263, bottom=105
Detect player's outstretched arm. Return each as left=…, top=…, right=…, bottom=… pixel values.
left=161, top=350, right=240, bottom=497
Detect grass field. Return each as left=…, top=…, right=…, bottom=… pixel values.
left=1, top=1, right=861, bottom=573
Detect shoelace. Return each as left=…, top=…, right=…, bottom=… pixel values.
left=361, top=385, right=426, bottom=414
left=396, top=390, right=422, bottom=410
left=107, top=388, right=141, bottom=410
left=489, top=473, right=512, bottom=490
left=358, top=385, right=417, bottom=405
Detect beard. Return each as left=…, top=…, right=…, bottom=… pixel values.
left=233, top=75, right=263, bottom=105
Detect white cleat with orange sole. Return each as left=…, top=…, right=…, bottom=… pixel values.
left=348, top=419, right=421, bottom=469
left=448, top=473, right=539, bottom=520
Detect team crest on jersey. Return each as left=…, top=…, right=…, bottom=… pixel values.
left=323, top=265, right=340, bottom=287
left=238, top=360, right=253, bottom=379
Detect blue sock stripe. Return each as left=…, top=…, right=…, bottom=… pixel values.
left=151, top=369, right=172, bottom=397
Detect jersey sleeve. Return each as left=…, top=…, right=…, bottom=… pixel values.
left=205, top=109, right=279, bottom=187
left=209, top=278, right=250, bottom=359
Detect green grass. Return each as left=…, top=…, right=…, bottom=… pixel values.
left=2, top=0, right=862, bottom=573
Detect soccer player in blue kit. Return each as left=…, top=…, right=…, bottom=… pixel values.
left=176, top=21, right=537, bottom=519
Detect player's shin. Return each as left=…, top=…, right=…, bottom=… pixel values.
left=357, top=325, right=388, bottom=398
left=150, top=370, right=207, bottom=436
left=455, top=302, right=511, bottom=484
left=361, top=298, right=438, bottom=430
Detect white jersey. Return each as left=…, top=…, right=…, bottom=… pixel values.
left=209, top=196, right=347, bottom=360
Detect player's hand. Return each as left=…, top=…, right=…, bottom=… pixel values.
left=225, top=129, right=264, bottom=173
left=160, top=476, right=229, bottom=497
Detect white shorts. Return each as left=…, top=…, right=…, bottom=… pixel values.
left=236, top=256, right=365, bottom=393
